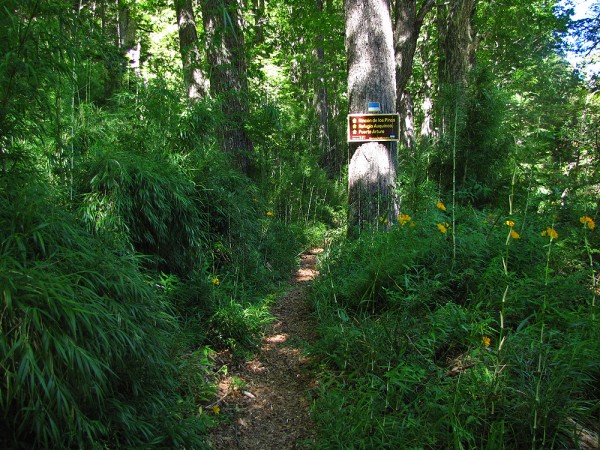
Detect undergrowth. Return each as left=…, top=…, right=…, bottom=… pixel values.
left=309, top=204, right=599, bottom=449
left=0, top=85, right=334, bottom=446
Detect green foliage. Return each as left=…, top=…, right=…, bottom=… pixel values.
left=78, top=147, right=206, bottom=275
left=3, top=0, right=598, bottom=448
left=309, top=205, right=599, bottom=449
left=0, top=172, right=210, bottom=448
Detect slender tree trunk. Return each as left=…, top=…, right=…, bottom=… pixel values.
left=101, top=0, right=138, bottom=99
left=175, top=0, right=208, bottom=101
left=346, top=0, right=398, bottom=234
left=313, top=0, right=333, bottom=175
left=202, top=0, right=253, bottom=174
left=420, top=27, right=435, bottom=142
left=117, top=1, right=141, bottom=84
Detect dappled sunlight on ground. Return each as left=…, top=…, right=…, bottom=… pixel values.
left=209, top=249, right=322, bottom=449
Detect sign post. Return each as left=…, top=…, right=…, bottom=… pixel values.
left=347, top=113, right=400, bottom=142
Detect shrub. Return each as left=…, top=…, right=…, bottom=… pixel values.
left=0, top=174, right=209, bottom=448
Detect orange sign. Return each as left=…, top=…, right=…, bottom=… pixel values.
left=348, top=114, right=400, bottom=142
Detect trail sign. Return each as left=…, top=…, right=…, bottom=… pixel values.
left=348, top=114, right=400, bottom=142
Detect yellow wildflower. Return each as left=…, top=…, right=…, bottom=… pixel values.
left=580, top=215, right=596, bottom=230
left=482, top=336, right=491, bottom=347
left=211, top=405, right=220, bottom=414
left=505, top=220, right=515, bottom=227
left=541, top=227, right=558, bottom=239
left=436, top=201, right=447, bottom=212
left=398, top=213, right=412, bottom=225
left=510, top=229, right=520, bottom=239
left=212, top=277, right=220, bottom=285
left=437, top=223, right=448, bottom=234
left=266, top=211, right=273, bottom=217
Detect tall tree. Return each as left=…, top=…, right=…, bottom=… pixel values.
left=201, top=0, right=253, bottom=174
left=433, top=0, right=478, bottom=191
left=346, top=0, right=398, bottom=233
left=175, top=0, right=208, bottom=101
left=437, top=0, right=478, bottom=135
left=313, top=0, right=332, bottom=174
left=394, top=0, right=435, bottom=150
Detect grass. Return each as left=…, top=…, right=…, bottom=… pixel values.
left=308, top=204, right=599, bottom=449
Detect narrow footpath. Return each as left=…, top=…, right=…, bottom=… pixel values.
left=209, top=248, right=322, bottom=449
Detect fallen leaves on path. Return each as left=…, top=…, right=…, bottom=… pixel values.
left=209, top=248, right=322, bottom=449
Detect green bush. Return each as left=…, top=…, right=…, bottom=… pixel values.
left=0, top=174, right=210, bottom=448
left=77, top=148, right=207, bottom=275
left=309, top=206, right=599, bottom=449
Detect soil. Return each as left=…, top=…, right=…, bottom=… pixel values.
left=208, top=248, right=322, bottom=449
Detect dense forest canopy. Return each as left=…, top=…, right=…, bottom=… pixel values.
left=1, top=0, right=599, bottom=448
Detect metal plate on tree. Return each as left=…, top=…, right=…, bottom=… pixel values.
left=348, top=114, right=400, bottom=142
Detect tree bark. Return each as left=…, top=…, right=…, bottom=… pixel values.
left=313, top=0, right=333, bottom=175
left=439, top=0, right=478, bottom=89
left=437, top=0, right=478, bottom=187
left=175, top=0, right=208, bottom=101
left=202, top=0, right=253, bottom=174
left=394, top=0, right=435, bottom=151
left=438, top=0, right=478, bottom=134
left=419, top=26, right=435, bottom=142
left=346, top=0, right=398, bottom=234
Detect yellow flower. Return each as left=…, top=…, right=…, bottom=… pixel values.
left=266, top=211, right=273, bottom=217
left=482, top=336, right=491, bottom=347
left=541, top=227, right=558, bottom=239
left=505, top=220, right=515, bottom=227
left=580, top=215, right=596, bottom=230
left=398, top=213, right=412, bottom=225
left=436, top=201, right=447, bottom=212
left=212, top=277, right=220, bottom=285
left=211, top=405, right=221, bottom=414
left=510, top=229, right=520, bottom=239
left=437, top=223, right=448, bottom=234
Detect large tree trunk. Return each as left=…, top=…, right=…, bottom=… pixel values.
left=438, top=0, right=478, bottom=134
left=394, top=0, right=435, bottom=151
left=346, top=0, right=398, bottom=235
left=175, top=0, right=208, bottom=101
left=202, top=0, right=253, bottom=174
left=437, top=0, right=478, bottom=187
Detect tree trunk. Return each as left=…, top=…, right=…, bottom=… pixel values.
left=420, top=27, right=435, bottom=142
left=437, top=0, right=478, bottom=187
left=313, top=0, right=333, bottom=175
left=175, top=0, right=208, bottom=101
left=251, top=0, right=266, bottom=45
left=394, top=0, right=435, bottom=151
left=439, top=0, right=477, bottom=88
left=202, top=0, right=253, bottom=174
left=346, top=0, right=398, bottom=234
left=117, top=1, right=142, bottom=83
left=438, top=0, right=478, bottom=134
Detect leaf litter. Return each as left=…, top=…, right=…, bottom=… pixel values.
left=209, top=249, right=322, bottom=449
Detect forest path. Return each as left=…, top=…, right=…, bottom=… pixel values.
left=208, top=248, right=322, bottom=449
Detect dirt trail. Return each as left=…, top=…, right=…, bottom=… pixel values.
left=209, top=248, right=322, bottom=449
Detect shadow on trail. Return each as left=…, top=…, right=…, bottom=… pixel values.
left=209, top=248, right=322, bottom=449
